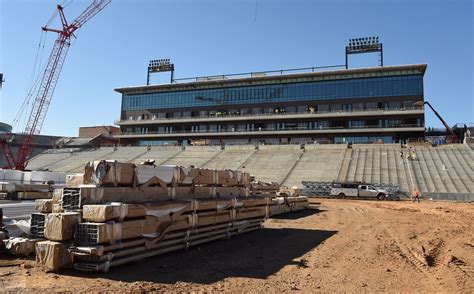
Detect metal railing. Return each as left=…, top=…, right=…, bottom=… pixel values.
left=171, top=65, right=346, bottom=84
left=116, top=106, right=424, bottom=124
left=118, top=124, right=424, bottom=136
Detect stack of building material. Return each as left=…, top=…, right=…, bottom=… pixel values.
left=60, top=186, right=249, bottom=211
left=3, top=237, right=42, bottom=256
left=0, top=169, right=66, bottom=200
left=0, top=169, right=66, bottom=185
left=65, top=173, right=85, bottom=188
left=30, top=212, right=81, bottom=271
left=32, top=212, right=79, bottom=270
left=24, top=161, right=310, bottom=272
left=35, top=199, right=54, bottom=213
left=36, top=241, right=75, bottom=271
left=30, top=213, right=47, bottom=238
left=0, top=183, right=53, bottom=200
left=70, top=198, right=267, bottom=272
left=29, top=192, right=80, bottom=271
left=251, top=181, right=280, bottom=195
left=279, top=186, right=300, bottom=197
left=268, top=196, right=310, bottom=216
left=84, top=161, right=136, bottom=187
left=30, top=190, right=64, bottom=238
left=44, top=212, right=81, bottom=241
left=82, top=160, right=251, bottom=189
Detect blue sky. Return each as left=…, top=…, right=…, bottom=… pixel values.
left=0, top=0, right=473, bottom=136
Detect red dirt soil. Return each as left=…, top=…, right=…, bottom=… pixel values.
left=1, top=199, right=473, bottom=292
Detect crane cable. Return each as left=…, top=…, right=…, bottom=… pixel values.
left=44, top=5, right=59, bottom=28
left=61, top=0, right=74, bottom=9
left=11, top=0, right=73, bottom=131
left=11, top=31, right=48, bottom=130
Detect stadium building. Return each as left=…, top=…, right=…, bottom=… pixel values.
left=115, top=64, right=427, bottom=146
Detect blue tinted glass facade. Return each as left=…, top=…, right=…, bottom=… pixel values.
left=122, top=74, right=423, bottom=111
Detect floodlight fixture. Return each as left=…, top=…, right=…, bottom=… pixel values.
left=147, top=58, right=175, bottom=85
left=345, top=36, right=383, bottom=68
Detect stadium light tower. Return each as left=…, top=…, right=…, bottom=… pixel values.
left=147, top=59, right=175, bottom=85
left=345, top=36, right=383, bottom=69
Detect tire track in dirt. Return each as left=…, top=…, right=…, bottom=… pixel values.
left=349, top=201, right=447, bottom=292
left=368, top=201, right=470, bottom=292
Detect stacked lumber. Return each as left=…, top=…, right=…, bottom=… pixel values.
left=21, top=161, right=310, bottom=272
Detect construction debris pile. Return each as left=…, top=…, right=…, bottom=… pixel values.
left=2, top=160, right=309, bottom=273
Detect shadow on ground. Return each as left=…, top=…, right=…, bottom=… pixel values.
left=271, top=207, right=326, bottom=220
left=0, top=254, right=34, bottom=267
left=62, top=227, right=337, bottom=284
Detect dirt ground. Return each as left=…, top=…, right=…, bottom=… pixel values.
left=1, top=199, right=473, bottom=292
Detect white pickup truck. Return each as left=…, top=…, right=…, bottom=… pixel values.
left=330, top=183, right=388, bottom=200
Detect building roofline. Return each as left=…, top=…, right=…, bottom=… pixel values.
left=115, top=64, right=427, bottom=94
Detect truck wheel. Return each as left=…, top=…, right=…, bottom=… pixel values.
left=338, top=193, right=345, bottom=199
left=377, top=193, right=386, bottom=201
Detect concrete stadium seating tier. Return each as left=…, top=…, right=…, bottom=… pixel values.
left=282, top=148, right=345, bottom=187
left=336, top=144, right=474, bottom=194
left=130, top=146, right=182, bottom=165
left=161, top=146, right=222, bottom=167
left=237, top=146, right=303, bottom=184
left=203, top=145, right=256, bottom=170
left=17, top=144, right=474, bottom=194
left=27, top=148, right=81, bottom=171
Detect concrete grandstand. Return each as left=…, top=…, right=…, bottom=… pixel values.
left=25, top=143, right=474, bottom=196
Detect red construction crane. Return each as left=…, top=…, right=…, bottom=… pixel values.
left=0, top=0, right=111, bottom=170
left=415, top=100, right=459, bottom=143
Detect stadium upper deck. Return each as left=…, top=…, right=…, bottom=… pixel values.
left=115, top=64, right=426, bottom=146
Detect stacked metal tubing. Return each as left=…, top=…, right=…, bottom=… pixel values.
left=69, top=195, right=310, bottom=272
left=29, top=161, right=310, bottom=272
left=71, top=218, right=263, bottom=272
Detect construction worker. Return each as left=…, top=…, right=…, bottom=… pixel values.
left=412, top=188, right=421, bottom=203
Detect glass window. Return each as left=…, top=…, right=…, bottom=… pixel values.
left=331, top=104, right=342, bottom=112
left=366, top=102, right=377, bottom=110
left=318, top=104, right=329, bottom=112
left=389, top=101, right=400, bottom=110
left=353, top=103, right=364, bottom=111
left=122, top=74, right=423, bottom=111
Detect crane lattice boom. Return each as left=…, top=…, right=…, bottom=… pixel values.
left=0, top=0, right=110, bottom=170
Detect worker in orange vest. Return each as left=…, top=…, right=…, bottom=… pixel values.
left=412, top=188, right=421, bottom=203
